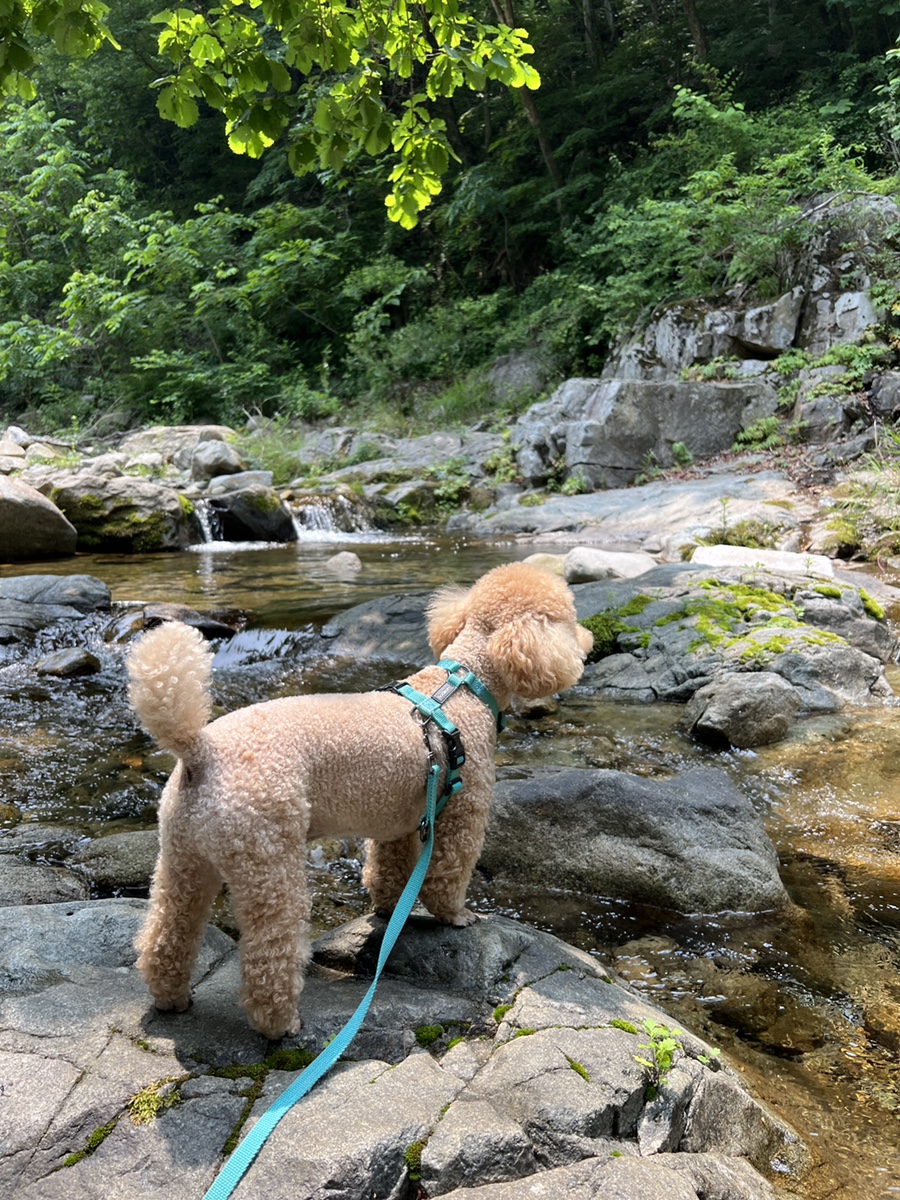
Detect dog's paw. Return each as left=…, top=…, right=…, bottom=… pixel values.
left=436, top=908, right=479, bottom=928
left=155, top=992, right=193, bottom=1014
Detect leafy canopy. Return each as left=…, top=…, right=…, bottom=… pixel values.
left=0, top=0, right=540, bottom=227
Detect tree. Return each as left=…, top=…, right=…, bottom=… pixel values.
left=0, top=0, right=542, bottom=227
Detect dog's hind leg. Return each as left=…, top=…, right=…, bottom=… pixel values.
left=135, top=848, right=221, bottom=1013
left=227, top=861, right=312, bottom=1040
left=362, top=833, right=420, bottom=916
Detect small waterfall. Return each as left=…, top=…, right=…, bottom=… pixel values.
left=193, top=498, right=223, bottom=542
left=290, top=493, right=377, bottom=538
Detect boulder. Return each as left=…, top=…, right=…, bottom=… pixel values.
left=482, top=767, right=789, bottom=914
left=513, top=377, right=779, bottom=490
left=684, top=674, right=803, bottom=748
left=0, top=901, right=807, bottom=1199
left=69, top=830, right=160, bottom=892
left=564, top=546, right=657, bottom=583
left=35, top=472, right=199, bottom=552
left=117, top=425, right=236, bottom=470
left=0, top=574, right=111, bottom=645
left=0, top=856, right=89, bottom=906
left=190, top=440, right=246, bottom=480
left=324, top=550, right=362, bottom=573
left=206, top=469, right=274, bottom=494
left=35, top=648, right=102, bottom=678
left=0, top=477, right=77, bottom=560
left=205, top=486, right=297, bottom=543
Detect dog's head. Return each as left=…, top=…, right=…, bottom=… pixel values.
left=427, top=562, right=592, bottom=701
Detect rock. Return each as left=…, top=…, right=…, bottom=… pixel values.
left=482, top=766, right=789, bottom=914
left=571, top=567, right=894, bottom=716
left=117, top=425, right=237, bottom=470
left=0, top=439, right=26, bottom=458
left=325, top=551, right=362, bottom=573
left=69, top=830, right=160, bottom=891
left=35, top=472, right=198, bottom=552
left=190, top=439, right=246, bottom=480
left=320, top=592, right=431, bottom=666
left=688, top=545, right=834, bottom=577
left=684, top=674, right=803, bottom=748
left=206, top=469, right=274, bottom=494
left=0, top=856, right=90, bottom=905
left=564, top=546, right=657, bottom=583
left=487, top=351, right=548, bottom=403
left=436, top=1153, right=790, bottom=1200
left=205, top=486, right=297, bottom=542
left=35, top=648, right=102, bottom=677
left=0, top=903, right=806, bottom=1199
left=521, top=552, right=566, bottom=576
left=2, top=424, right=34, bottom=448
left=0, top=477, right=77, bottom=560
left=0, top=574, right=111, bottom=645
left=513, top=377, right=779, bottom=490
left=452, top=469, right=809, bottom=543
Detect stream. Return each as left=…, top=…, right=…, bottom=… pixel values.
left=1, top=528, right=899, bottom=1200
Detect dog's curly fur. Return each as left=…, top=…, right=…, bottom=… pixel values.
left=128, top=562, right=592, bottom=1039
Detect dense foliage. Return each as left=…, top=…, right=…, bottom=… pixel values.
left=1, top=0, right=900, bottom=433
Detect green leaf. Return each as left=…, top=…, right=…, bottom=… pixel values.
left=157, top=84, right=200, bottom=128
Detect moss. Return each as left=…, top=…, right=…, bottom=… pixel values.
left=210, top=1063, right=268, bottom=1080
left=609, top=1019, right=638, bottom=1035
left=63, top=1119, right=117, bottom=1167
left=265, top=1046, right=315, bottom=1072
left=618, top=594, right=654, bottom=618
left=178, top=492, right=195, bottom=517
left=859, top=588, right=885, bottom=621
left=246, top=489, right=281, bottom=515
left=513, top=1027, right=536, bottom=1038
left=813, top=584, right=843, bottom=599
left=700, top=518, right=779, bottom=549
left=128, top=1080, right=183, bottom=1125
left=222, top=1076, right=265, bottom=1156
left=518, top=492, right=546, bottom=507
left=446, top=1036, right=466, bottom=1051
left=415, top=1024, right=444, bottom=1047
left=493, top=1004, right=513, bottom=1023
left=580, top=613, right=626, bottom=662
left=405, top=1138, right=429, bottom=1182
left=566, top=1056, right=590, bottom=1082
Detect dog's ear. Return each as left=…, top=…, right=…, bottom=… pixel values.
left=427, top=585, right=471, bottom=657
left=488, top=616, right=586, bottom=700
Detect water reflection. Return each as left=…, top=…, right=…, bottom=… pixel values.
left=0, top=539, right=899, bottom=1197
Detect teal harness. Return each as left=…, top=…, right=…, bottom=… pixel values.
left=201, top=659, right=503, bottom=1200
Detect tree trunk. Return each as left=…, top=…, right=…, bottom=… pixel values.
left=681, top=0, right=709, bottom=60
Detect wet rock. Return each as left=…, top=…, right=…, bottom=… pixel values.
left=33, top=471, right=198, bottom=552
left=325, top=550, right=362, bottom=573
left=0, top=903, right=805, bottom=1199
left=482, top=766, right=789, bottom=914
left=69, top=830, right=159, bottom=891
left=205, top=486, right=296, bottom=543
left=0, top=822, right=89, bottom=859
left=0, top=477, right=77, bottom=561
left=0, top=856, right=89, bottom=906
left=320, top=591, right=431, bottom=666
left=35, top=648, right=102, bottom=678
left=684, top=674, right=802, bottom=748
left=0, top=574, right=111, bottom=645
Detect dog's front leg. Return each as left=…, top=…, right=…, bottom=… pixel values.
left=362, top=833, right=420, bottom=916
left=418, top=787, right=490, bottom=927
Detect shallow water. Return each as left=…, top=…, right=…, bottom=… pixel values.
left=1, top=534, right=899, bottom=1198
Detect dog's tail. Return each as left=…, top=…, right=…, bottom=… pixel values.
left=127, top=622, right=213, bottom=761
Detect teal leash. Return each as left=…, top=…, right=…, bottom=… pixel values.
left=200, top=663, right=503, bottom=1200
left=202, top=761, right=443, bottom=1200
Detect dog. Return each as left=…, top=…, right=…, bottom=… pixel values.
left=127, top=561, right=592, bottom=1039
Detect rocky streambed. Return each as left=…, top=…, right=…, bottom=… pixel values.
left=0, top=515, right=898, bottom=1198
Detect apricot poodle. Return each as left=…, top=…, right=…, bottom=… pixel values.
left=128, top=561, right=592, bottom=1039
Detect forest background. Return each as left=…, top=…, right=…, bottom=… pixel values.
left=3, top=0, right=900, bottom=443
